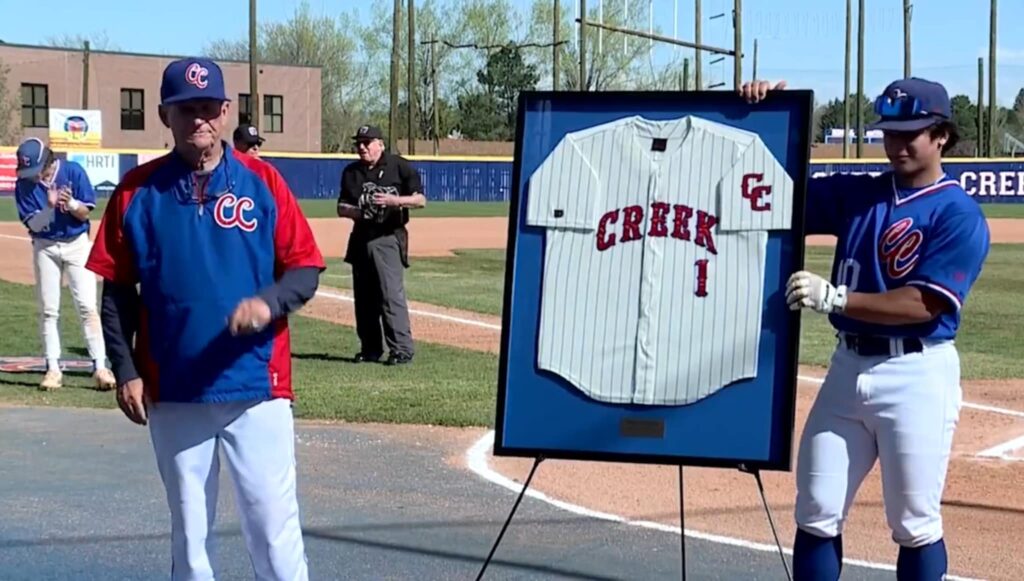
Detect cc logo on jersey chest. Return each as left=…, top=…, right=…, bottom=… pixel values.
left=214, top=193, right=258, bottom=232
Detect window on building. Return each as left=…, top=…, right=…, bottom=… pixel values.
left=238, top=93, right=252, bottom=125
left=21, top=83, right=49, bottom=128
left=263, top=95, right=283, bottom=133
left=120, top=89, right=145, bottom=131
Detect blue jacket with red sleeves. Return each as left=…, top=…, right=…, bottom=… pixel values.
left=86, top=145, right=326, bottom=403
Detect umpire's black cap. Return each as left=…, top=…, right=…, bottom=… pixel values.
left=352, top=125, right=384, bottom=141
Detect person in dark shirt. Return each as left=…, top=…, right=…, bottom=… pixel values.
left=336, top=125, right=426, bottom=365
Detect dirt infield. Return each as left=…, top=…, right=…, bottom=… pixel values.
left=1, top=216, right=1022, bottom=579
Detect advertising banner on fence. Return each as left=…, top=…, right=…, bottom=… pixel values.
left=49, top=109, right=103, bottom=150
left=66, top=151, right=119, bottom=195
left=0, top=152, right=16, bottom=192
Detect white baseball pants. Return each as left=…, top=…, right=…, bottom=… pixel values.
left=148, top=397, right=309, bottom=581
left=795, top=339, right=962, bottom=548
left=31, top=232, right=107, bottom=369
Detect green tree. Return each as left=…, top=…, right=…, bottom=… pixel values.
left=1014, top=88, right=1024, bottom=115
left=203, top=2, right=364, bottom=152
left=456, top=92, right=505, bottom=140
left=814, top=95, right=879, bottom=142
left=0, top=60, right=20, bottom=145
left=476, top=46, right=539, bottom=132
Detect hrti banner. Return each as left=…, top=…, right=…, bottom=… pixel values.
left=66, top=152, right=119, bottom=195
left=49, top=109, right=102, bottom=150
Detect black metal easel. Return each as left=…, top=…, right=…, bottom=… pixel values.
left=476, top=461, right=791, bottom=581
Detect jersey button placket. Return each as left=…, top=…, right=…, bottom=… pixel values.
left=635, top=159, right=661, bottom=404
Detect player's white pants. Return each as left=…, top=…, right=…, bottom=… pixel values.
left=31, top=232, right=107, bottom=369
left=795, top=339, right=962, bottom=548
left=148, top=398, right=309, bottom=581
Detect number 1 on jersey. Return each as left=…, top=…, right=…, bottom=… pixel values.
left=695, top=259, right=710, bottom=297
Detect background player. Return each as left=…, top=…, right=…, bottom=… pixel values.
left=740, top=78, right=990, bottom=580
left=13, top=137, right=116, bottom=392
left=86, top=58, right=325, bottom=580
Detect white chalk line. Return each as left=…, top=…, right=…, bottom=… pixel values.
left=313, top=289, right=502, bottom=330
left=464, top=431, right=984, bottom=581
left=0, top=233, right=31, bottom=242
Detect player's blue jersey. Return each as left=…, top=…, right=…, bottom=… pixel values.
left=14, top=159, right=96, bottom=240
left=805, top=171, right=990, bottom=340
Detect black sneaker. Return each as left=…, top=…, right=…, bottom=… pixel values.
left=354, top=352, right=383, bottom=363
left=385, top=353, right=413, bottom=366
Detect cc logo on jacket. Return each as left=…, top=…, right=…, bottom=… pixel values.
left=214, top=193, right=258, bottom=232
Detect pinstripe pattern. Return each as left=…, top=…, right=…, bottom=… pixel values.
left=525, top=115, right=793, bottom=406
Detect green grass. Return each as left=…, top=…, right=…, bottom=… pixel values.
left=326, top=249, right=507, bottom=316
left=980, top=204, right=1024, bottom=219
left=0, top=280, right=498, bottom=427
left=0, top=198, right=508, bottom=221
left=331, top=246, right=1024, bottom=380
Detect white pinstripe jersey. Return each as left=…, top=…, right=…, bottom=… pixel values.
left=525, top=115, right=793, bottom=406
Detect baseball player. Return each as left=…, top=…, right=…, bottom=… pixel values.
left=741, top=78, right=990, bottom=580
left=85, top=57, right=325, bottom=580
left=13, top=137, right=116, bottom=391
left=525, top=115, right=793, bottom=406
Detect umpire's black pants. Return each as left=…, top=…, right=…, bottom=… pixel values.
left=350, top=233, right=414, bottom=358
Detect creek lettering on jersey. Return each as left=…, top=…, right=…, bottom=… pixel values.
left=596, top=202, right=718, bottom=254
left=879, top=217, right=923, bottom=279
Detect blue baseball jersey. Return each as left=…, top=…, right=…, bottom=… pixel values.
left=806, top=171, right=990, bottom=340
left=86, top=146, right=325, bottom=404
left=14, top=159, right=97, bottom=240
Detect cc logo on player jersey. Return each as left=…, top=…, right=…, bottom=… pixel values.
left=214, top=193, right=258, bottom=232
left=185, top=63, right=209, bottom=89
left=741, top=173, right=772, bottom=212
left=879, top=217, right=923, bottom=278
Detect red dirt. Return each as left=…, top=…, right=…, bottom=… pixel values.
left=1, top=215, right=1022, bottom=580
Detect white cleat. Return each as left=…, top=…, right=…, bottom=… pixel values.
left=38, top=369, right=63, bottom=392
left=94, top=368, right=116, bottom=391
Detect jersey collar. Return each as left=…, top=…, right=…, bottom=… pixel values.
left=165, top=142, right=238, bottom=205
left=891, top=172, right=960, bottom=206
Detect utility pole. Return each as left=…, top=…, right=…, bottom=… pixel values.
left=843, top=0, right=851, bottom=158
left=733, top=0, right=742, bottom=90
left=82, top=40, right=90, bottom=109
left=903, top=0, right=911, bottom=77
left=978, top=57, right=985, bottom=158
left=683, top=57, right=690, bottom=90
left=553, top=0, right=560, bottom=90
left=988, top=0, right=997, bottom=158
left=695, top=0, right=702, bottom=90
left=856, top=0, right=865, bottom=158
left=432, top=38, right=439, bottom=155
left=579, top=0, right=587, bottom=91
left=390, top=0, right=401, bottom=152
left=407, top=0, right=416, bottom=154
left=249, top=0, right=259, bottom=130
left=752, top=38, right=757, bottom=82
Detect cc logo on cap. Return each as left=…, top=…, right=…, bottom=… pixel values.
left=185, top=63, right=209, bottom=89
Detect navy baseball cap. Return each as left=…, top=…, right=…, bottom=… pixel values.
left=160, top=58, right=229, bottom=105
left=233, top=124, right=265, bottom=146
left=867, top=77, right=951, bottom=132
left=15, top=137, right=49, bottom=179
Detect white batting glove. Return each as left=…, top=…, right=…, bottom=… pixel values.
left=785, top=271, right=848, bottom=314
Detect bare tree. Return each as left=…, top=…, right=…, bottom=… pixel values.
left=0, top=60, right=20, bottom=145
left=43, top=32, right=120, bottom=51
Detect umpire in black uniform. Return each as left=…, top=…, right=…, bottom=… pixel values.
left=336, top=125, right=425, bottom=365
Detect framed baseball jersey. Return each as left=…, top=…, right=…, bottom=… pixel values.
left=493, top=89, right=814, bottom=471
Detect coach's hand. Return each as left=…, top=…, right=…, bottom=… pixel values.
left=739, top=80, right=788, bottom=103
left=786, top=271, right=848, bottom=314
left=228, top=297, right=272, bottom=336
left=117, top=379, right=148, bottom=426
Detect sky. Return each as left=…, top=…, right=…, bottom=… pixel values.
left=1, top=0, right=1022, bottom=106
